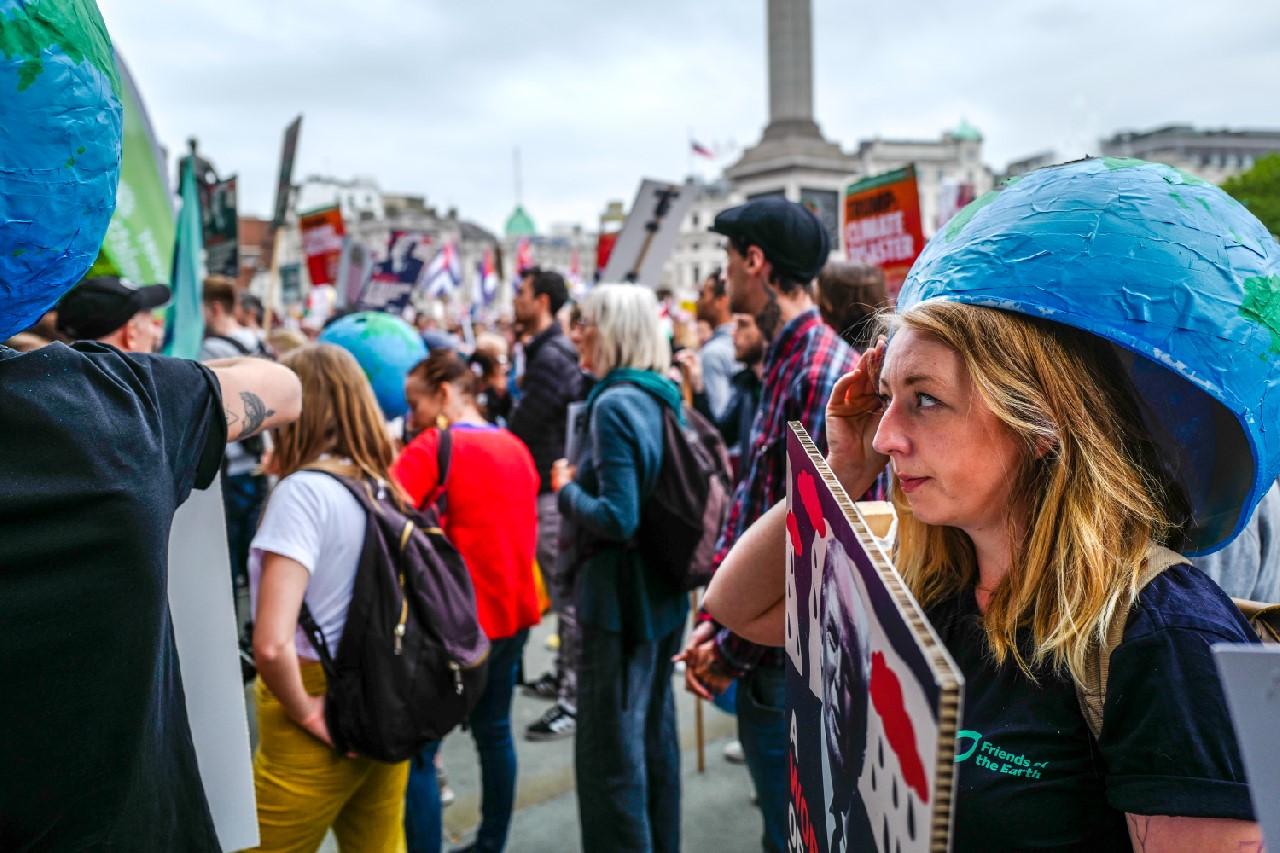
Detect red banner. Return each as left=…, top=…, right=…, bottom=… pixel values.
left=299, top=205, right=346, bottom=286
left=841, top=166, right=925, bottom=301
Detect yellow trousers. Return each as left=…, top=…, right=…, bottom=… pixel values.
left=248, top=662, right=408, bottom=853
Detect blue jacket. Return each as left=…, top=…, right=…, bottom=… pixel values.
left=558, top=373, right=689, bottom=645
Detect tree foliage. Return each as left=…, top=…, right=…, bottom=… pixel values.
left=1222, top=153, right=1280, bottom=237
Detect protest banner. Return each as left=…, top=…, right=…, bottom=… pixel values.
left=785, top=424, right=961, bottom=853
left=93, top=52, right=174, bottom=289
left=600, top=179, right=696, bottom=286
left=271, top=116, right=302, bottom=230
left=335, top=235, right=374, bottom=308
left=359, top=230, right=433, bottom=313
left=841, top=166, right=925, bottom=301
left=200, top=176, right=239, bottom=279
left=299, top=205, right=346, bottom=286
left=279, top=262, right=304, bottom=307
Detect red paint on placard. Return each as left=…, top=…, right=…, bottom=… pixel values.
left=786, top=510, right=803, bottom=557
left=869, top=651, right=930, bottom=803
left=797, top=471, right=827, bottom=537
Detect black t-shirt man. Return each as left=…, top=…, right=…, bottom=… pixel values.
left=928, top=562, right=1256, bottom=852
left=0, top=342, right=227, bottom=850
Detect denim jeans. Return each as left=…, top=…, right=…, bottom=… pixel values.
left=575, top=625, right=682, bottom=853
left=405, top=630, right=529, bottom=853
left=737, top=662, right=787, bottom=853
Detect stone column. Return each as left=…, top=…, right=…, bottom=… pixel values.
left=764, top=0, right=821, bottom=140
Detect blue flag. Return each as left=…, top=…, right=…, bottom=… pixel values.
left=163, top=156, right=205, bottom=358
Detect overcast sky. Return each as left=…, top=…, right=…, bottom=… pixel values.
left=98, top=0, right=1280, bottom=235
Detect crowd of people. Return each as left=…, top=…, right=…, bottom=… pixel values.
left=3, top=186, right=1278, bottom=853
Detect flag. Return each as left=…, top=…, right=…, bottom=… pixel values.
left=691, top=139, right=714, bottom=159
left=478, top=247, right=499, bottom=305
left=163, top=156, right=205, bottom=359
left=515, top=237, right=534, bottom=276
left=422, top=240, right=461, bottom=298
left=569, top=247, right=581, bottom=281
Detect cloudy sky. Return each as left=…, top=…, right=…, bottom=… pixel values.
left=98, top=0, right=1279, bottom=235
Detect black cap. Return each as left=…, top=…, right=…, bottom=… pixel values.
left=710, top=196, right=831, bottom=281
left=56, top=276, right=171, bottom=340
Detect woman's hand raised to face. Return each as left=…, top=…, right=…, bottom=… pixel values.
left=826, top=338, right=889, bottom=496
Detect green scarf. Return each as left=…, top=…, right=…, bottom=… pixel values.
left=587, top=367, right=685, bottom=423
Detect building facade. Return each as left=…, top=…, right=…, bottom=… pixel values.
left=1099, top=124, right=1280, bottom=184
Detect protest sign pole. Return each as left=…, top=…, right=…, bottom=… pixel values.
left=692, top=588, right=706, bottom=773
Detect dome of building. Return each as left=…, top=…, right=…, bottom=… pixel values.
left=504, top=204, right=536, bottom=238
left=949, top=119, right=982, bottom=142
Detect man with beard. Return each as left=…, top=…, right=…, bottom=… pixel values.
left=680, top=196, right=857, bottom=852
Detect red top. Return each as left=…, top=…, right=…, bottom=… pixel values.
left=393, top=424, right=542, bottom=641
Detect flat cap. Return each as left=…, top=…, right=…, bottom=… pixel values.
left=711, top=196, right=830, bottom=281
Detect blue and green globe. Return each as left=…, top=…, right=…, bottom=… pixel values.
left=0, top=0, right=122, bottom=340
left=319, top=312, right=428, bottom=419
left=900, top=157, right=1280, bottom=553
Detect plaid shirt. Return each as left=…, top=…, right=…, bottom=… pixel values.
left=710, top=308, right=857, bottom=676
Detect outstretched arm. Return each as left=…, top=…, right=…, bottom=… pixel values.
left=208, top=357, right=302, bottom=442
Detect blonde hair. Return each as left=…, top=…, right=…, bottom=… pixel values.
left=581, top=284, right=670, bottom=376
left=889, top=301, right=1188, bottom=683
left=270, top=344, right=405, bottom=501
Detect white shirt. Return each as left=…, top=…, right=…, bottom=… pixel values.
left=249, top=471, right=366, bottom=660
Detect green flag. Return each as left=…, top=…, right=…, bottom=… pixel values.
left=91, top=52, right=175, bottom=285
left=163, top=157, right=204, bottom=358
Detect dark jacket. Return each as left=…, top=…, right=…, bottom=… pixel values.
left=508, top=322, right=585, bottom=493
left=693, top=366, right=762, bottom=483
left=558, top=373, right=689, bottom=647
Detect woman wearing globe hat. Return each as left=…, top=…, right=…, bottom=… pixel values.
left=704, top=158, right=1272, bottom=851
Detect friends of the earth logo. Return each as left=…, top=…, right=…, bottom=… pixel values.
left=953, top=731, right=1050, bottom=780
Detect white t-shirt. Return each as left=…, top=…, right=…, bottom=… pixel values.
left=249, top=471, right=367, bottom=660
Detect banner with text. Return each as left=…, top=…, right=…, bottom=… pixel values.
left=199, top=176, right=239, bottom=279
left=841, top=166, right=925, bottom=301
left=299, top=205, right=346, bottom=286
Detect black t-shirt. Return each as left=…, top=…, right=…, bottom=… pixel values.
left=927, top=562, right=1256, bottom=852
left=0, top=343, right=226, bottom=850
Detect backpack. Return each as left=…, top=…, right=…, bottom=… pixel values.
left=298, top=437, right=489, bottom=762
left=631, top=395, right=733, bottom=591
left=1075, top=543, right=1280, bottom=739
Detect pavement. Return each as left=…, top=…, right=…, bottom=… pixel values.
left=243, top=607, right=765, bottom=852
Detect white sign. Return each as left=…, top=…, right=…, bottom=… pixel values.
left=600, top=178, right=697, bottom=287
left=169, top=480, right=259, bottom=851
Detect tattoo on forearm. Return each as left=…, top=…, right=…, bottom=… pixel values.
left=238, top=391, right=275, bottom=438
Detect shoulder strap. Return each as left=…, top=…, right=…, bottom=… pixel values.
left=1231, top=597, right=1280, bottom=644
left=298, top=602, right=339, bottom=680
left=206, top=333, right=254, bottom=356
left=1077, top=543, right=1187, bottom=740
left=420, top=428, right=452, bottom=513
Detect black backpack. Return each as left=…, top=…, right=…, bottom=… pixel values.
left=632, top=396, right=733, bottom=591
left=298, top=435, right=489, bottom=762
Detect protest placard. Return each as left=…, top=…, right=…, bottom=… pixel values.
left=785, top=424, right=962, bottom=853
